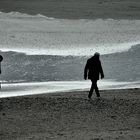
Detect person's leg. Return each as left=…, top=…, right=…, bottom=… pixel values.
left=93, top=80, right=100, bottom=97
left=88, top=80, right=94, bottom=99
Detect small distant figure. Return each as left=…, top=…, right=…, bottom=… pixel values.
left=0, top=55, right=3, bottom=89
left=84, top=52, right=104, bottom=99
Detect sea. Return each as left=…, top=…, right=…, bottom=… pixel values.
left=0, top=11, right=140, bottom=98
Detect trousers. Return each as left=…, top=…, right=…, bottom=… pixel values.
left=88, top=79, right=100, bottom=98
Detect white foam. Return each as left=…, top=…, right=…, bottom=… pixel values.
left=0, top=11, right=140, bottom=56
left=0, top=80, right=140, bottom=98
left=0, top=11, right=55, bottom=20
left=1, top=42, right=139, bottom=56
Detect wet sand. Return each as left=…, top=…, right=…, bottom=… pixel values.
left=0, top=88, right=140, bottom=140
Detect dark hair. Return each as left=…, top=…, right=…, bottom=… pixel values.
left=94, top=52, right=100, bottom=56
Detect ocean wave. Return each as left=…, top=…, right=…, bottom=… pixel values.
left=1, top=11, right=140, bottom=22
left=0, top=42, right=140, bottom=56
left=0, top=11, right=117, bottom=22
left=0, top=11, right=140, bottom=56
left=0, top=45, right=140, bottom=83
left=0, top=11, right=55, bottom=20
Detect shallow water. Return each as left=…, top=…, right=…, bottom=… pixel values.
left=0, top=80, right=140, bottom=98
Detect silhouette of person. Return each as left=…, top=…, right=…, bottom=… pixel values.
left=0, top=55, right=3, bottom=74
left=0, top=55, right=3, bottom=89
left=84, top=52, right=104, bottom=99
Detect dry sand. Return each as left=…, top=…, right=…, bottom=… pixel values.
left=0, top=88, right=140, bottom=140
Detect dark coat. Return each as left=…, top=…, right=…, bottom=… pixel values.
left=84, top=56, right=104, bottom=80
left=0, top=55, right=3, bottom=62
left=0, top=55, right=3, bottom=74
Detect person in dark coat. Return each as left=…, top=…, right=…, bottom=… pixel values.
left=0, top=55, right=3, bottom=89
left=84, top=52, right=104, bottom=99
left=0, top=55, right=3, bottom=74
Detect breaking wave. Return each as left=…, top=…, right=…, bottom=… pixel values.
left=0, top=11, right=55, bottom=20
left=0, top=11, right=140, bottom=56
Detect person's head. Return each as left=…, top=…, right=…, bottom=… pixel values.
left=94, top=52, right=100, bottom=59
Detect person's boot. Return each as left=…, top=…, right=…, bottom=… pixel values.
left=96, top=91, right=100, bottom=97
left=88, top=92, right=92, bottom=99
left=95, top=87, right=100, bottom=97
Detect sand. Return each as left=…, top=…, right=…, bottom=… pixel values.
left=0, top=88, right=140, bottom=140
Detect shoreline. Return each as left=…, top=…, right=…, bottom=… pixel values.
left=0, top=88, right=140, bottom=139
left=1, top=87, right=140, bottom=99
left=0, top=80, right=140, bottom=98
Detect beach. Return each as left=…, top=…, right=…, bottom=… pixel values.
left=0, top=88, right=140, bottom=140
left=0, top=0, right=140, bottom=139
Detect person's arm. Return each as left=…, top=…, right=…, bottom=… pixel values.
left=99, top=61, right=104, bottom=79
left=84, top=60, right=88, bottom=80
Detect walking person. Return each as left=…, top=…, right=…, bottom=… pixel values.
left=0, top=55, right=3, bottom=89
left=84, top=52, right=104, bottom=99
